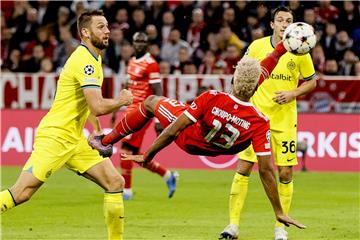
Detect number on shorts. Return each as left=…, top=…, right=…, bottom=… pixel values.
left=281, top=140, right=296, bottom=153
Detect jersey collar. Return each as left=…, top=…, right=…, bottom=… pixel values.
left=80, top=42, right=99, bottom=61
left=229, top=94, right=253, bottom=106
left=132, top=52, right=150, bottom=63
left=270, top=36, right=276, bottom=49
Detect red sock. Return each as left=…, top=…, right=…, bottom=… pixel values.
left=102, top=103, right=152, bottom=145
left=141, top=161, right=167, bottom=177
left=121, top=158, right=133, bottom=189
left=258, top=42, right=287, bottom=85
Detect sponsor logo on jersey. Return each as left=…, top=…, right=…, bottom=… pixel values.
left=270, top=73, right=292, bottom=81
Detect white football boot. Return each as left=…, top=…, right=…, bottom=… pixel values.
left=274, top=227, right=288, bottom=240
left=219, top=224, right=239, bottom=239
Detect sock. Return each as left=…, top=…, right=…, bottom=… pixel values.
left=120, top=159, right=133, bottom=189
left=229, top=173, right=249, bottom=226
left=103, top=103, right=152, bottom=145
left=1, top=189, right=16, bottom=213
left=275, top=181, right=294, bottom=227
left=258, top=42, right=287, bottom=85
left=104, top=192, right=124, bottom=240
left=142, top=161, right=167, bottom=177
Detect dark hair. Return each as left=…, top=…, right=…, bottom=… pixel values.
left=77, top=9, right=104, bottom=37
left=271, top=6, right=294, bottom=22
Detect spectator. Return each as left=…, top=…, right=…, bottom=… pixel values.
left=53, top=6, right=71, bottom=41
left=303, top=8, right=323, bottom=33
left=2, top=49, right=21, bottom=72
left=335, top=30, right=354, bottom=60
left=173, top=1, right=194, bottom=38
left=146, top=1, right=168, bottom=29
left=212, top=59, right=227, bottom=74
left=159, top=60, right=171, bottom=75
left=314, top=0, right=339, bottom=24
left=288, top=0, right=305, bottom=21
left=113, top=8, right=130, bottom=40
left=128, top=8, right=146, bottom=38
left=337, top=1, right=360, bottom=35
left=102, top=27, right=125, bottom=73
left=187, top=8, right=206, bottom=50
left=183, top=61, right=197, bottom=74
left=311, top=44, right=326, bottom=73
left=30, top=0, right=58, bottom=26
left=203, top=0, right=224, bottom=32
left=222, top=7, right=241, bottom=37
left=40, top=57, right=53, bottom=73
left=10, top=7, right=39, bottom=51
left=256, top=3, right=271, bottom=33
left=251, top=27, right=264, bottom=41
left=53, top=25, right=79, bottom=71
left=172, top=46, right=192, bottom=73
left=320, top=22, right=337, bottom=59
left=223, top=44, right=241, bottom=74
left=160, top=28, right=192, bottom=66
left=217, top=25, right=246, bottom=54
left=338, top=49, right=359, bottom=75
left=23, top=25, right=56, bottom=60
left=198, top=50, right=216, bottom=74
left=118, top=43, right=133, bottom=75
left=160, top=11, right=175, bottom=43
left=19, top=44, right=44, bottom=72
left=148, top=43, right=161, bottom=62
left=324, top=59, right=339, bottom=75
left=146, top=24, right=161, bottom=45
left=100, top=0, right=119, bottom=23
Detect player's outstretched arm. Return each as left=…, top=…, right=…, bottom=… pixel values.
left=83, top=88, right=133, bottom=116
left=257, top=155, right=306, bottom=229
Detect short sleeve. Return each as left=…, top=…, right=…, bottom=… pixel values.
left=183, top=91, right=210, bottom=123
left=300, top=54, right=317, bottom=81
left=252, top=121, right=271, bottom=156
left=74, top=61, right=101, bottom=88
left=147, top=62, right=161, bottom=84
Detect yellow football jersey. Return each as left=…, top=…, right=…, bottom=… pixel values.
left=245, top=36, right=316, bottom=131
left=36, top=44, right=103, bottom=142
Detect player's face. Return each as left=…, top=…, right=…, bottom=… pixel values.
left=133, top=35, right=148, bottom=55
left=89, top=16, right=110, bottom=50
left=271, top=11, right=293, bottom=39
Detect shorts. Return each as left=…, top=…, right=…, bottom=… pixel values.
left=154, top=98, right=188, bottom=128
left=238, top=129, right=298, bottom=166
left=23, top=135, right=107, bottom=182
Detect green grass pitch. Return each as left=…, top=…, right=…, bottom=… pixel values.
left=1, top=166, right=359, bottom=239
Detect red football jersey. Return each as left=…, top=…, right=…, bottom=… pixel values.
left=127, top=53, right=161, bottom=104
left=175, top=90, right=271, bottom=156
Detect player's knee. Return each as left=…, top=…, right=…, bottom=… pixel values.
left=104, top=174, right=124, bottom=192
left=144, top=95, right=160, bottom=112
left=278, top=166, right=293, bottom=183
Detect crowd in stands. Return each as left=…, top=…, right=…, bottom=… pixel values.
left=1, top=0, right=360, bottom=76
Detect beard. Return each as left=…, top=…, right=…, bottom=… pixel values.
left=90, top=32, right=108, bottom=50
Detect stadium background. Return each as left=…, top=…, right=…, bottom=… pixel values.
left=1, top=1, right=359, bottom=239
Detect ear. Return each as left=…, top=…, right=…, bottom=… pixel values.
left=270, top=21, right=275, bottom=30
left=81, top=28, right=90, bottom=38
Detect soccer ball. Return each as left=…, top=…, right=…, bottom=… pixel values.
left=282, top=22, right=317, bottom=55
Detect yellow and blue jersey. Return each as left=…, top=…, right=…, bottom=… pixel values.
left=36, top=43, right=103, bottom=142
left=245, top=36, right=316, bottom=131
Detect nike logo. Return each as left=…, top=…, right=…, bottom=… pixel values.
left=287, top=158, right=295, bottom=162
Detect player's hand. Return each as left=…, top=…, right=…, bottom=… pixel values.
left=119, top=89, right=133, bottom=106
left=121, top=153, right=150, bottom=167
left=273, top=91, right=296, bottom=105
left=276, top=213, right=306, bottom=229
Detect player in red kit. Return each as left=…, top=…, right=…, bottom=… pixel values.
left=112, top=32, right=178, bottom=200
left=89, top=42, right=307, bottom=237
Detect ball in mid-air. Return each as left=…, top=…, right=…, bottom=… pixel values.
left=282, top=22, right=317, bottom=55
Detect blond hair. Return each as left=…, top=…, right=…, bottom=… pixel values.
left=233, top=57, right=261, bottom=99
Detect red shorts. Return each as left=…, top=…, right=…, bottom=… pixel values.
left=121, top=104, right=152, bottom=149
left=154, top=98, right=188, bottom=128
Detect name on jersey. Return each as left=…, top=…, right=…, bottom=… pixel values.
left=270, top=73, right=292, bottom=81
left=211, top=107, right=250, bottom=129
